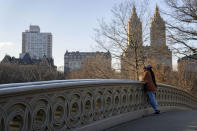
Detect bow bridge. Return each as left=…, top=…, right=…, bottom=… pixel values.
left=0, top=79, right=197, bottom=131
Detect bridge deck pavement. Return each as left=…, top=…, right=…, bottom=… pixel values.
left=105, top=110, right=197, bottom=131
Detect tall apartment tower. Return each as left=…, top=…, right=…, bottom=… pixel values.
left=150, top=5, right=166, bottom=47
left=148, top=6, right=172, bottom=68
left=127, top=6, right=142, bottom=47
left=21, top=25, right=52, bottom=59
left=121, top=6, right=143, bottom=80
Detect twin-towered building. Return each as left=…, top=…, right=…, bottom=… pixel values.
left=121, top=6, right=172, bottom=79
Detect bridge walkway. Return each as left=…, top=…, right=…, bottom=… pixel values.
left=106, top=110, right=197, bottom=131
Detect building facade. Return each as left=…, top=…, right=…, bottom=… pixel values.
left=121, top=6, right=172, bottom=79
left=20, top=25, right=52, bottom=59
left=64, top=51, right=111, bottom=74
left=178, top=54, right=197, bottom=92
left=178, top=54, right=197, bottom=73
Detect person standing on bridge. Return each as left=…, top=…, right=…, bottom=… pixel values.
left=142, top=65, right=160, bottom=114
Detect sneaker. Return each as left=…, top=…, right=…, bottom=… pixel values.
left=154, top=110, right=160, bottom=114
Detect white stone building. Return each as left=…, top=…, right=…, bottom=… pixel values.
left=20, top=25, right=52, bottom=59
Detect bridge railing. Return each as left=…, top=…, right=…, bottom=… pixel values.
left=0, top=79, right=197, bottom=131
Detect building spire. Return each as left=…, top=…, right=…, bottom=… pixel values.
left=155, top=4, right=159, bottom=13
left=127, top=4, right=142, bottom=47
left=154, top=4, right=160, bottom=18
left=131, top=5, right=137, bottom=17
left=150, top=4, right=166, bottom=47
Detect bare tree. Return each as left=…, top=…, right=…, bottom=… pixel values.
left=94, top=0, right=151, bottom=80
left=164, top=0, right=197, bottom=58
left=0, top=63, right=64, bottom=84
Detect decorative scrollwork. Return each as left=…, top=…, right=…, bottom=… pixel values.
left=0, top=80, right=197, bottom=130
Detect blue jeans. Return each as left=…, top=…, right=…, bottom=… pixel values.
left=147, top=91, right=158, bottom=111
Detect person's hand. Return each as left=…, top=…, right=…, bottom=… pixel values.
left=139, top=75, right=142, bottom=81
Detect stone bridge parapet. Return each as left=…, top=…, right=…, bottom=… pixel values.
left=0, top=79, right=196, bottom=131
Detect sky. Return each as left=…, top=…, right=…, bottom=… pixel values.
left=0, top=0, right=176, bottom=70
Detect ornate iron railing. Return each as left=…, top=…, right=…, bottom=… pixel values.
left=0, top=79, right=196, bottom=131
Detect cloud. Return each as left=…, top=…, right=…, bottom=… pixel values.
left=0, top=42, right=14, bottom=48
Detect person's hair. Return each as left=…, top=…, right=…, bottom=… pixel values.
left=149, top=68, right=157, bottom=87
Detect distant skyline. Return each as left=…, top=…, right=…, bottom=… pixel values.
left=0, top=0, right=176, bottom=69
